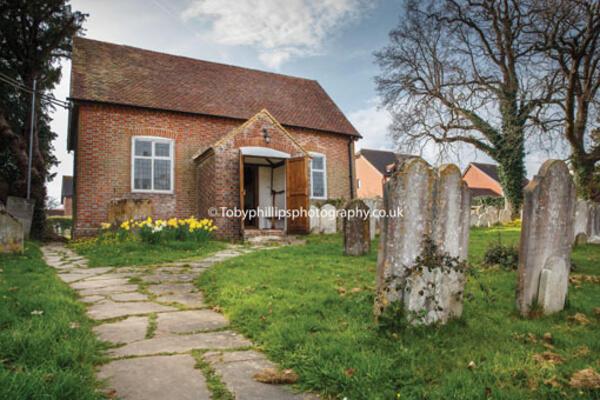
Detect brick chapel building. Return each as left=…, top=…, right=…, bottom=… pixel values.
left=67, top=38, right=361, bottom=239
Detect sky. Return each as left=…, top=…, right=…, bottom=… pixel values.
left=47, top=0, right=564, bottom=204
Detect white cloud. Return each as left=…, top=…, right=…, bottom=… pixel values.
left=181, top=0, right=369, bottom=68
left=348, top=99, right=394, bottom=151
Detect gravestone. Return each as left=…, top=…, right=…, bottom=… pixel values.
left=343, top=199, right=370, bottom=256
left=320, top=204, right=337, bottom=234
left=516, top=160, right=576, bottom=316
left=499, top=209, right=512, bottom=224
left=485, top=206, right=499, bottom=226
left=470, top=214, right=478, bottom=227
left=0, top=209, right=24, bottom=253
left=309, top=205, right=320, bottom=233
left=363, top=198, right=381, bottom=240
left=574, top=233, right=588, bottom=246
left=477, top=214, right=487, bottom=227
left=6, top=196, right=34, bottom=238
left=375, top=160, right=471, bottom=325
left=572, top=199, right=590, bottom=243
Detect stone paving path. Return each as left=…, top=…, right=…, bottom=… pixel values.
left=41, top=243, right=310, bottom=400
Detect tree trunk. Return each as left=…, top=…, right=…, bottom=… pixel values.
left=496, top=141, right=526, bottom=216
left=570, top=152, right=597, bottom=200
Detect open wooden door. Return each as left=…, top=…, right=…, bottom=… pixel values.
left=239, top=151, right=245, bottom=237
left=286, top=156, right=310, bottom=234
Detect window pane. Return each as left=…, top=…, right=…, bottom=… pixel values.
left=154, top=159, right=171, bottom=190
left=135, top=140, right=152, bottom=156
left=312, top=156, right=324, bottom=170
left=134, top=158, right=152, bottom=189
left=312, top=170, right=324, bottom=198
left=155, top=142, right=170, bottom=157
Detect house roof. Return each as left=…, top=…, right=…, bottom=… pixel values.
left=468, top=162, right=529, bottom=187
left=468, top=188, right=502, bottom=198
left=61, top=176, right=73, bottom=202
left=70, top=37, right=360, bottom=138
left=357, top=149, right=415, bottom=176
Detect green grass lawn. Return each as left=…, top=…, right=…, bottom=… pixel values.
left=68, top=236, right=228, bottom=267
left=197, top=226, right=600, bottom=399
left=0, top=242, right=104, bottom=399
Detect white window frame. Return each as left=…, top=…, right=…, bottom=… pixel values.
left=131, top=136, right=174, bottom=194
left=309, top=152, right=327, bottom=200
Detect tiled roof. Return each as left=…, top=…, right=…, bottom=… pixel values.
left=357, top=149, right=415, bottom=176
left=470, top=162, right=529, bottom=187
left=70, top=37, right=360, bottom=137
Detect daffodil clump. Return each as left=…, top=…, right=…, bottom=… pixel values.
left=101, top=216, right=216, bottom=244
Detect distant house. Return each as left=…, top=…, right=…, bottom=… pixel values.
left=67, top=38, right=361, bottom=238
left=462, top=163, right=504, bottom=198
left=61, top=176, right=73, bottom=216
left=355, top=149, right=414, bottom=198
left=462, top=162, right=529, bottom=198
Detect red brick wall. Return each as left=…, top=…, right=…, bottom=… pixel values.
left=73, top=103, right=355, bottom=238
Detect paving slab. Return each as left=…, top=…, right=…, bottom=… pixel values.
left=142, top=273, right=195, bottom=283
left=85, top=272, right=141, bottom=281
left=79, top=295, right=105, bottom=303
left=156, top=293, right=206, bottom=307
left=98, top=355, right=210, bottom=400
left=69, top=267, right=114, bottom=275
left=70, top=278, right=131, bottom=290
left=146, top=283, right=196, bottom=295
left=203, top=351, right=303, bottom=400
left=57, top=273, right=93, bottom=283
left=156, top=310, right=228, bottom=334
left=87, top=300, right=177, bottom=320
left=93, top=316, right=148, bottom=344
left=111, top=292, right=149, bottom=301
left=78, top=285, right=139, bottom=297
left=110, top=331, right=251, bottom=357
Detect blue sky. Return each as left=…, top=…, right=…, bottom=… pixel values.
left=47, top=0, right=560, bottom=203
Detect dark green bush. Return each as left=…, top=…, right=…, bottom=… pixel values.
left=483, top=241, right=519, bottom=270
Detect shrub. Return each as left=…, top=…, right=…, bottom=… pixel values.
left=483, top=240, right=519, bottom=270
left=473, top=196, right=505, bottom=208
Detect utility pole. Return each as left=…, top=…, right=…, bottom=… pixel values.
left=26, top=78, right=37, bottom=200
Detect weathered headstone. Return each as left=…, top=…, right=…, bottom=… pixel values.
left=375, top=160, right=471, bottom=325
left=319, top=204, right=337, bottom=234
left=574, top=233, right=588, bottom=246
left=516, top=160, right=576, bottom=316
left=499, top=209, right=512, bottom=224
left=470, top=214, right=479, bottom=227
left=485, top=206, right=499, bottom=226
left=0, top=209, right=24, bottom=253
left=107, top=198, right=153, bottom=226
left=572, top=199, right=591, bottom=243
left=477, top=213, right=487, bottom=227
left=6, top=196, right=34, bottom=238
left=343, top=199, right=370, bottom=256
left=309, top=205, right=320, bottom=233
left=363, top=198, right=381, bottom=240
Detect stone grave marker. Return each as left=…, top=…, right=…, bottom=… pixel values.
left=6, top=196, right=34, bottom=238
left=0, top=209, right=24, bottom=253
left=516, top=160, right=576, bottom=316
left=375, top=159, right=471, bottom=325
left=309, top=205, right=320, bottom=233
left=343, top=199, right=370, bottom=256
left=320, top=204, right=337, bottom=234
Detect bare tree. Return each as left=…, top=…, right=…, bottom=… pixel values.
left=375, top=0, right=555, bottom=213
left=532, top=0, right=600, bottom=200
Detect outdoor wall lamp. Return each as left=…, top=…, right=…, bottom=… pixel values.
left=262, top=127, right=270, bottom=144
